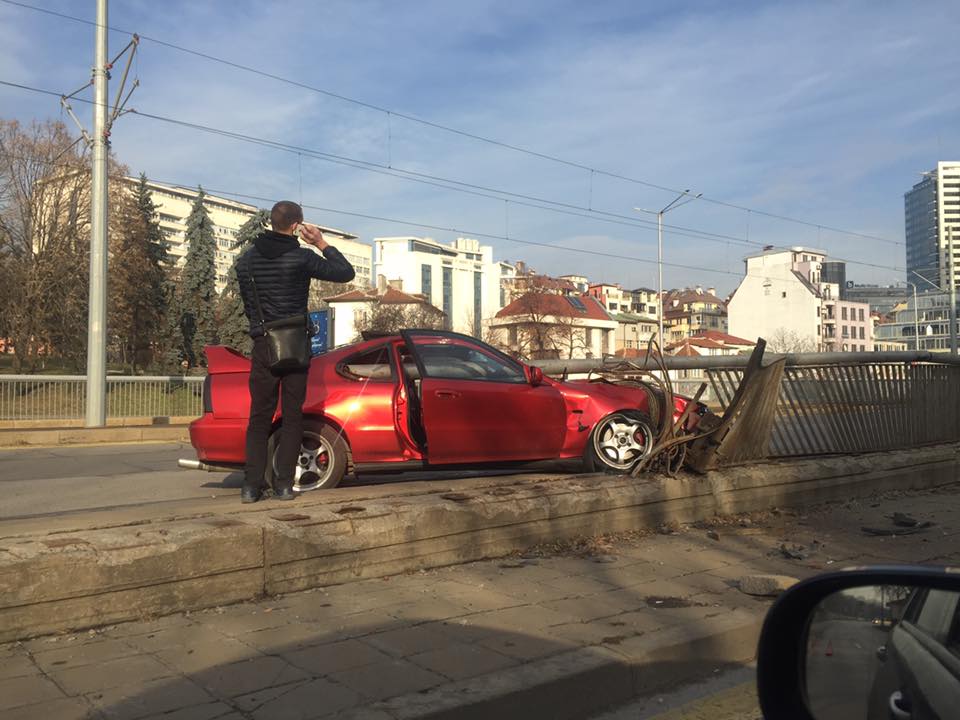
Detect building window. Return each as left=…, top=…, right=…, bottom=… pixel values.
left=858, top=308, right=864, bottom=322
left=859, top=326, right=865, bottom=340
left=421, top=264, right=432, bottom=300
left=782, top=291, right=787, bottom=298
left=473, top=272, right=482, bottom=337
left=842, top=307, right=848, bottom=320
left=442, top=267, right=453, bottom=330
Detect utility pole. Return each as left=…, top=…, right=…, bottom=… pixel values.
left=635, top=191, right=702, bottom=349
left=950, top=226, right=957, bottom=356
left=60, top=2, right=138, bottom=427
left=85, top=0, right=109, bottom=427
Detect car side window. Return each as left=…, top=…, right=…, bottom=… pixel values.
left=338, top=345, right=394, bottom=382
left=418, top=343, right=526, bottom=383
left=913, top=589, right=960, bottom=644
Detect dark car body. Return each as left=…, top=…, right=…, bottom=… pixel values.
left=867, top=587, right=960, bottom=719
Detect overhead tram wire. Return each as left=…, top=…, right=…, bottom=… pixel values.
left=0, top=78, right=906, bottom=275
left=0, top=79, right=768, bottom=252
left=0, top=148, right=852, bottom=291
left=0, top=146, right=903, bottom=298
left=0, top=0, right=904, bottom=248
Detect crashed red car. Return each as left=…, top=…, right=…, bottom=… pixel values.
left=187, top=329, right=708, bottom=490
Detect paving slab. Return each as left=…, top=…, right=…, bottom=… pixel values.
left=1, top=481, right=958, bottom=719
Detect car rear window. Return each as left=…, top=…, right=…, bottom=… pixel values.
left=339, top=345, right=394, bottom=381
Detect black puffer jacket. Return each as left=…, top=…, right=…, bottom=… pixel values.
left=236, top=230, right=355, bottom=336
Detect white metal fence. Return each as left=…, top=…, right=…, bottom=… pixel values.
left=0, top=375, right=205, bottom=421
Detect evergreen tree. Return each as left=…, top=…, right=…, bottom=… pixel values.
left=217, top=210, right=269, bottom=355
left=109, top=174, right=168, bottom=372
left=179, top=188, right=218, bottom=367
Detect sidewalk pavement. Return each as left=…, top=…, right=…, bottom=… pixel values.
left=2, top=482, right=958, bottom=720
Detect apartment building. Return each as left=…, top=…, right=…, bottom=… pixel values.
left=728, top=247, right=873, bottom=352
left=374, top=236, right=503, bottom=336
left=139, top=179, right=368, bottom=293
left=662, top=286, right=728, bottom=342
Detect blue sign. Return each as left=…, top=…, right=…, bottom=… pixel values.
left=309, top=310, right=330, bottom=356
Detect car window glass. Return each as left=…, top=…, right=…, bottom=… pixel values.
left=340, top=345, right=393, bottom=381
left=417, top=343, right=526, bottom=382
left=913, top=589, right=960, bottom=643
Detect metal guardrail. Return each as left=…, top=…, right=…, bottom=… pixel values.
left=706, top=362, right=960, bottom=458
left=0, top=375, right=204, bottom=421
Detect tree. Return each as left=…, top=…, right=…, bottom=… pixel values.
left=109, top=174, right=168, bottom=372
left=217, top=209, right=269, bottom=354
left=767, top=328, right=818, bottom=353
left=355, top=300, right=444, bottom=340
left=178, top=189, right=218, bottom=367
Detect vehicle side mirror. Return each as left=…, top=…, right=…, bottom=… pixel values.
left=528, top=366, right=544, bottom=386
left=756, top=566, right=960, bottom=720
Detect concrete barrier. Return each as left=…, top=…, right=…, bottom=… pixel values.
left=0, top=421, right=192, bottom=447
left=0, top=443, right=956, bottom=642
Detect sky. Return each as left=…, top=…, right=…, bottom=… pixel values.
left=1, top=0, right=958, bottom=296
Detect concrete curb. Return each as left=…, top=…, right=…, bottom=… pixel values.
left=0, top=423, right=191, bottom=447
left=348, top=613, right=763, bottom=720
left=0, top=443, right=956, bottom=643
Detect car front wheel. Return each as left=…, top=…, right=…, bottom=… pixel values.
left=266, top=422, right=348, bottom=492
left=584, top=411, right=655, bottom=474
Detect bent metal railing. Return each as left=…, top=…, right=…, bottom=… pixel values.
left=536, top=350, right=960, bottom=462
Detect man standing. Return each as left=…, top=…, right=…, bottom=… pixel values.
left=236, top=201, right=355, bottom=503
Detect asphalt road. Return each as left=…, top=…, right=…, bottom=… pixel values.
left=806, top=617, right=884, bottom=720
left=0, top=441, right=579, bottom=521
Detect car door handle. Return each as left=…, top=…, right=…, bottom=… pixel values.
left=434, top=389, right=461, bottom=399
left=889, top=691, right=912, bottom=720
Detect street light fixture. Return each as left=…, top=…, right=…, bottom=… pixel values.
left=904, top=281, right=921, bottom=350
left=634, top=191, right=703, bottom=349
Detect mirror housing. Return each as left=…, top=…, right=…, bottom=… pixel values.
left=528, top=366, right=545, bottom=386
left=757, top=565, right=960, bottom=720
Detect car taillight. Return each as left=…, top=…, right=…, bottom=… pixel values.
left=202, top=376, right=213, bottom=414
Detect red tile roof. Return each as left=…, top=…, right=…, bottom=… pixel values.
left=325, top=289, right=375, bottom=302
left=667, top=337, right=725, bottom=350
left=325, top=287, right=434, bottom=307
left=495, top=292, right=612, bottom=321
left=613, top=348, right=650, bottom=359
left=671, top=343, right=702, bottom=357
left=691, top=330, right=756, bottom=346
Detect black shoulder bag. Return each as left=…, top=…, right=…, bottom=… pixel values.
left=247, top=267, right=312, bottom=371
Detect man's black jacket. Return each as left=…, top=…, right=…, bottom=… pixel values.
left=236, top=230, right=355, bottom=337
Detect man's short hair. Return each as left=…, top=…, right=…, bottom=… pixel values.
left=271, top=201, right=304, bottom=232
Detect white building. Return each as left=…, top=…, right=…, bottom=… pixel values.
left=324, top=287, right=443, bottom=345
left=374, top=236, right=503, bottom=336
left=728, top=247, right=873, bottom=352
left=136, top=179, right=367, bottom=293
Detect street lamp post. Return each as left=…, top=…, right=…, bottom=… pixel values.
left=905, top=282, right=920, bottom=350
left=635, top=191, right=702, bottom=349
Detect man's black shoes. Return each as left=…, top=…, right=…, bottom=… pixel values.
left=241, top=486, right=263, bottom=504
left=274, top=486, right=296, bottom=501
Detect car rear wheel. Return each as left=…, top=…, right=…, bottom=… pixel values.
left=585, top=411, right=655, bottom=474
left=266, top=423, right=348, bottom=492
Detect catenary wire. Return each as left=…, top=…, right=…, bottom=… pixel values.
left=0, top=0, right=904, bottom=247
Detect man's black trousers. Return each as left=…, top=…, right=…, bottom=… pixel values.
left=244, top=336, right=309, bottom=492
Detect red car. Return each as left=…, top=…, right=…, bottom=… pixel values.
left=187, top=330, right=708, bottom=491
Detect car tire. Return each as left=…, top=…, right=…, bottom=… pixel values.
left=583, top=410, right=655, bottom=474
left=266, top=421, right=348, bottom=492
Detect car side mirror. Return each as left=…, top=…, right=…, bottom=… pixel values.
left=756, top=566, right=960, bottom=720
left=528, top=366, right=544, bottom=386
